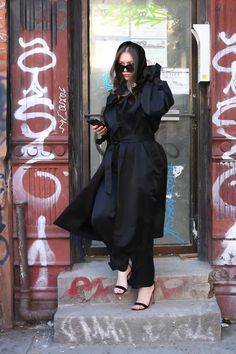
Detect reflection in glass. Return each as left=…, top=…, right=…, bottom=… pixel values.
left=89, top=0, right=192, bottom=245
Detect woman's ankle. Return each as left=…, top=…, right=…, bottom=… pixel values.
left=119, top=263, right=131, bottom=274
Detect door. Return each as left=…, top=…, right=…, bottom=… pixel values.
left=75, top=0, right=197, bottom=257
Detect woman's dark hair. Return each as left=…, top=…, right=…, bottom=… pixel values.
left=110, top=41, right=147, bottom=96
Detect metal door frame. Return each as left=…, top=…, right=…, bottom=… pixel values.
left=70, top=0, right=210, bottom=259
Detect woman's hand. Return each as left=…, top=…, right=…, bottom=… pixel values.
left=92, top=124, right=108, bottom=136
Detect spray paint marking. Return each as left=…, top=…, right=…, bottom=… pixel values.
left=0, top=75, right=7, bottom=148
left=164, top=163, right=186, bottom=243
left=13, top=37, right=67, bottom=288
left=212, top=32, right=236, bottom=263
left=212, top=31, right=236, bottom=148
left=212, top=162, right=236, bottom=217
left=57, top=86, right=68, bottom=133
left=64, top=275, right=203, bottom=302
left=28, top=216, right=56, bottom=288
left=0, top=173, right=8, bottom=266
left=0, top=233, right=8, bottom=266
left=59, top=314, right=215, bottom=344
left=215, top=221, right=236, bottom=265
left=61, top=315, right=133, bottom=344
left=67, top=277, right=112, bottom=300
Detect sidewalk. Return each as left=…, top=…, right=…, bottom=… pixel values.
left=0, top=321, right=236, bottom=354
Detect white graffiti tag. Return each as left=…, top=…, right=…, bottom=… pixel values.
left=17, top=37, right=56, bottom=95
left=61, top=315, right=133, bottom=344
left=212, top=32, right=236, bottom=264
left=13, top=37, right=61, bottom=288
left=215, top=221, right=236, bottom=265
left=212, top=32, right=236, bottom=144
left=15, top=38, right=57, bottom=143
left=28, top=216, right=56, bottom=288
left=57, top=86, right=68, bottom=133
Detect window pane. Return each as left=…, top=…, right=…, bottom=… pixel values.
left=89, top=0, right=193, bottom=246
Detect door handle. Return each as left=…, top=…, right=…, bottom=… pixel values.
left=84, top=113, right=103, bottom=118
left=84, top=112, right=196, bottom=121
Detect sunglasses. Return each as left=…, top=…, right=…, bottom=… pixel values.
left=117, top=63, right=135, bottom=73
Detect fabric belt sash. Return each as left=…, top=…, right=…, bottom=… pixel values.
left=104, top=134, right=155, bottom=194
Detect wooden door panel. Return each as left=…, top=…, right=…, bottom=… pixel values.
left=10, top=0, right=70, bottom=313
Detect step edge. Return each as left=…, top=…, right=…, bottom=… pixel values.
left=55, top=298, right=221, bottom=312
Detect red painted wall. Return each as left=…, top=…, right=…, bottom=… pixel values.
left=10, top=0, right=70, bottom=313
left=210, top=0, right=236, bottom=319
left=0, top=0, right=13, bottom=329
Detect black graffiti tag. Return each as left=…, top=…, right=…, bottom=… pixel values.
left=0, top=234, right=8, bottom=266
left=0, top=201, right=8, bottom=266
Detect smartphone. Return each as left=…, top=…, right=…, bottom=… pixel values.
left=87, top=118, right=106, bottom=128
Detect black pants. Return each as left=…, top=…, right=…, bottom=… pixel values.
left=91, top=174, right=155, bottom=289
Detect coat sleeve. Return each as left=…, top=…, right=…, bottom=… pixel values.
left=140, top=64, right=174, bottom=123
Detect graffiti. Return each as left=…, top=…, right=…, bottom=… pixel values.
left=156, top=277, right=184, bottom=299
left=102, top=73, right=112, bottom=90
left=13, top=169, right=62, bottom=208
left=15, top=37, right=57, bottom=141
left=0, top=33, right=7, bottom=42
left=0, top=234, right=8, bottom=266
left=0, top=172, right=7, bottom=266
left=67, top=277, right=112, bottom=300
left=164, top=163, right=186, bottom=243
left=59, top=312, right=216, bottom=344
left=212, top=31, right=236, bottom=264
left=63, top=273, right=205, bottom=303
left=57, top=86, right=68, bottom=133
left=216, top=221, right=236, bottom=265
left=61, top=315, right=133, bottom=344
left=28, top=216, right=55, bottom=289
left=212, top=32, right=236, bottom=149
left=13, top=37, right=64, bottom=288
left=0, top=75, right=6, bottom=137
left=212, top=161, right=236, bottom=217
left=0, top=75, right=7, bottom=121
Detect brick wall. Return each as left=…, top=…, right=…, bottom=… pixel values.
left=0, top=2, right=7, bottom=70
left=0, top=0, right=13, bottom=329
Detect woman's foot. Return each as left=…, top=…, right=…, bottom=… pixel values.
left=131, top=284, right=155, bottom=310
left=114, top=265, right=132, bottom=295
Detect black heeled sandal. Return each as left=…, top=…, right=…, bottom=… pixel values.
left=132, top=285, right=155, bottom=311
left=113, top=284, right=128, bottom=295
left=114, top=266, right=132, bottom=295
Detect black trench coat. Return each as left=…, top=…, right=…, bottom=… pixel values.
left=54, top=65, right=174, bottom=245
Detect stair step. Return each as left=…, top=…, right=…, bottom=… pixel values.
left=57, top=257, right=212, bottom=305
left=54, top=299, right=221, bottom=345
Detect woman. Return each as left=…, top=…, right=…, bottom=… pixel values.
left=54, top=41, right=174, bottom=311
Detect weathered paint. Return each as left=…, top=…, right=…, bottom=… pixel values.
left=10, top=0, right=70, bottom=314
left=210, top=0, right=236, bottom=319
left=59, top=275, right=209, bottom=304
left=54, top=301, right=221, bottom=344
left=0, top=0, right=13, bottom=329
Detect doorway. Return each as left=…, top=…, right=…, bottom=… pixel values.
left=70, top=0, right=198, bottom=259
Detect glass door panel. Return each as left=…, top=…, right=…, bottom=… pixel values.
left=89, top=0, right=194, bottom=248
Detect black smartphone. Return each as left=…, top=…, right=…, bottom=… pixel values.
left=87, top=118, right=106, bottom=127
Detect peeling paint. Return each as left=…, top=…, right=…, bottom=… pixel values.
left=212, top=30, right=236, bottom=263
left=216, top=221, right=236, bottom=265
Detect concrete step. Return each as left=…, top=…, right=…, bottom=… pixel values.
left=57, top=257, right=212, bottom=305
left=53, top=299, right=222, bottom=345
